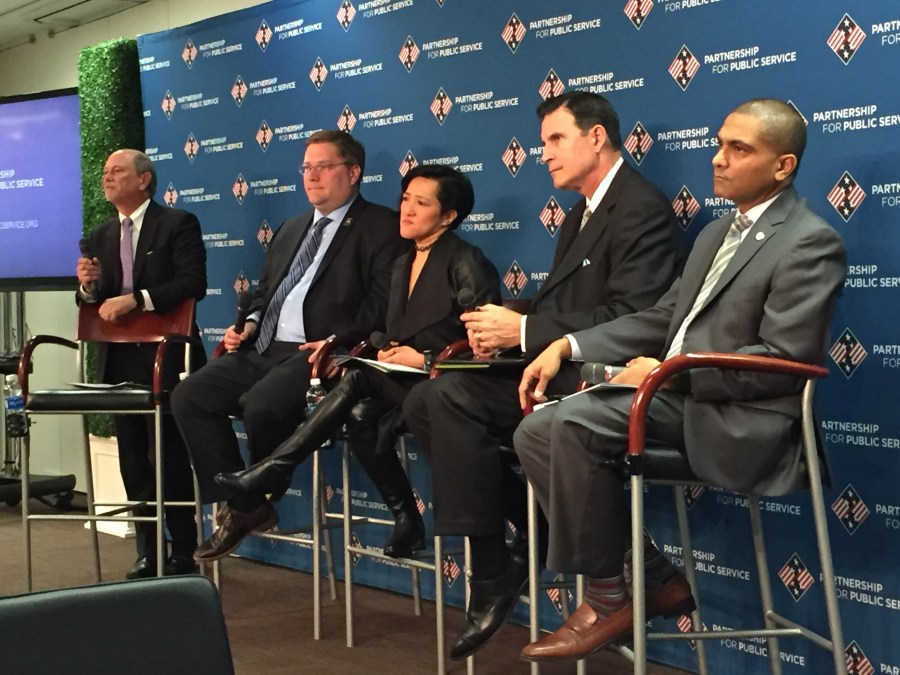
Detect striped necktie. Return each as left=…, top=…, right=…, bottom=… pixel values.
left=665, top=213, right=753, bottom=360
left=255, top=216, right=331, bottom=353
left=580, top=205, right=593, bottom=231
left=120, top=217, right=134, bottom=294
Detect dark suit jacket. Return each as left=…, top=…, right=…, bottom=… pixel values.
left=251, top=194, right=401, bottom=342
left=526, top=161, right=682, bottom=391
left=385, top=231, right=501, bottom=353
left=574, top=187, right=847, bottom=494
left=365, top=231, right=500, bottom=455
left=84, top=200, right=207, bottom=383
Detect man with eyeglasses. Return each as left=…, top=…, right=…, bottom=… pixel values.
left=172, top=130, right=401, bottom=561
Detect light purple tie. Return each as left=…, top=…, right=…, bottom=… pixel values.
left=120, top=217, right=134, bottom=294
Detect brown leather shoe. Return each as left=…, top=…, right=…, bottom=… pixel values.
left=193, top=503, right=277, bottom=562
left=520, top=573, right=696, bottom=662
left=520, top=602, right=632, bottom=662
left=646, top=572, right=696, bottom=619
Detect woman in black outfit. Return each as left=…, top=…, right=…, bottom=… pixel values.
left=215, top=165, right=500, bottom=558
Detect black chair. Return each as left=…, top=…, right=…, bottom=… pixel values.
left=0, top=576, right=233, bottom=675
left=17, top=299, right=202, bottom=588
left=624, top=352, right=846, bottom=675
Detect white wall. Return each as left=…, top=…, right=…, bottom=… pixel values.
left=1, top=0, right=269, bottom=483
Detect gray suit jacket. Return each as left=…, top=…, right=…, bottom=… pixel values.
left=572, top=187, right=847, bottom=495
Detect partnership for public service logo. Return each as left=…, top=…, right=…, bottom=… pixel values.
left=624, top=0, right=653, bottom=30
left=669, top=45, right=700, bottom=91
left=257, top=221, right=273, bottom=251
left=673, top=186, right=701, bottom=231
left=256, top=20, right=273, bottom=52
left=502, top=138, right=526, bottom=177
left=845, top=641, right=876, bottom=675
left=832, top=484, right=871, bottom=535
left=399, top=150, right=418, bottom=177
left=623, top=121, right=653, bottom=165
left=442, top=555, right=461, bottom=586
left=182, top=40, right=197, bottom=68
left=256, top=121, right=273, bottom=152
left=161, top=91, right=176, bottom=119
left=337, top=105, right=357, bottom=132
left=504, top=261, right=528, bottom=299
left=828, top=171, right=866, bottom=222
left=310, top=58, right=328, bottom=91
left=399, top=36, right=420, bottom=72
left=430, top=88, right=452, bottom=125
left=778, top=553, right=814, bottom=602
left=232, top=174, right=248, bottom=204
left=233, top=272, right=250, bottom=294
left=337, top=1, right=356, bottom=31
left=231, top=76, right=248, bottom=106
left=539, top=69, right=564, bottom=101
left=540, top=197, right=565, bottom=237
left=828, top=14, right=866, bottom=65
left=502, top=14, right=526, bottom=53
left=164, top=183, right=178, bottom=207
left=830, top=328, right=868, bottom=378
left=184, top=134, right=199, bottom=163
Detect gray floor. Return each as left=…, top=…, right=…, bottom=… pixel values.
left=0, top=498, right=692, bottom=674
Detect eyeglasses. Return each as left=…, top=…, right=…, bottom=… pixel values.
left=299, top=162, right=350, bottom=175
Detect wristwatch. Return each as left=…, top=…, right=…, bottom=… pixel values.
left=422, top=350, right=434, bottom=372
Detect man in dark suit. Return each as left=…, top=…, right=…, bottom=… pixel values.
left=402, top=91, right=682, bottom=658
left=514, top=99, right=847, bottom=662
left=76, top=149, right=207, bottom=579
left=171, top=130, right=402, bottom=562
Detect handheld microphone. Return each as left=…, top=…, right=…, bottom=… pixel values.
left=580, top=362, right=625, bottom=385
left=79, top=238, right=99, bottom=294
left=457, top=288, right=478, bottom=311
left=233, top=290, right=252, bottom=333
left=369, top=331, right=389, bottom=351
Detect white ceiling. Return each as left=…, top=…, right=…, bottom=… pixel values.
left=0, top=0, right=150, bottom=52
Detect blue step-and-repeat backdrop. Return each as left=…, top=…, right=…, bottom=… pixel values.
left=136, top=0, right=899, bottom=672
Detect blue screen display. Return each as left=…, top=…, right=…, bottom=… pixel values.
left=0, top=89, right=82, bottom=289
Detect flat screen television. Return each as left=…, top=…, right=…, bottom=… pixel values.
left=0, top=88, right=82, bottom=290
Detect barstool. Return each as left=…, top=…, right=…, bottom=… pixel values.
left=17, top=299, right=203, bottom=588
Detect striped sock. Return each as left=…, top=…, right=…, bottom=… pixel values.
left=624, top=535, right=679, bottom=589
left=584, top=574, right=628, bottom=618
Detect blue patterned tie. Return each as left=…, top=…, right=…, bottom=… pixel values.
left=120, top=217, right=134, bottom=294
left=255, top=216, right=331, bottom=353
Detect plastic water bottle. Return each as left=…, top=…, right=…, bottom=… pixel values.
left=305, top=377, right=327, bottom=416
left=4, top=374, right=27, bottom=439
left=305, top=378, right=331, bottom=449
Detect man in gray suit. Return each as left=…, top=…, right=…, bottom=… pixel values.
left=513, top=99, right=847, bottom=662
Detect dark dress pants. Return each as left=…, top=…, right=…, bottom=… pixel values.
left=170, top=342, right=313, bottom=503
left=402, top=370, right=531, bottom=537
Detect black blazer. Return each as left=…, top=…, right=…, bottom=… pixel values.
left=83, top=200, right=208, bottom=383
left=384, top=231, right=501, bottom=353
left=251, top=195, right=402, bottom=342
left=524, top=161, right=682, bottom=391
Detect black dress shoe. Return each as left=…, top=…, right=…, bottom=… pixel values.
left=450, top=545, right=529, bottom=660
left=164, top=554, right=200, bottom=576
left=383, top=510, right=426, bottom=559
left=125, top=556, right=159, bottom=580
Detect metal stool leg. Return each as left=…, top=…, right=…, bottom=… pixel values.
left=436, top=534, right=447, bottom=675
left=81, top=417, right=101, bottom=583
left=748, top=496, right=783, bottom=675
left=343, top=444, right=355, bottom=647
left=312, top=450, right=323, bottom=640
left=673, top=488, right=709, bottom=675
left=527, top=481, right=541, bottom=675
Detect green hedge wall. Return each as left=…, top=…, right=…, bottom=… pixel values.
left=77, top=37, right=145, bottom=437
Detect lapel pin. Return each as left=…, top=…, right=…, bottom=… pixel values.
left=582, top=259, right=591, bottom=267
left=755, top=231, right=765, bottom=241
left=343, top=217, right=353, bottom=226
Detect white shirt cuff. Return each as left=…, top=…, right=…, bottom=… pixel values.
left=566, top=334, right=584, bottom=362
